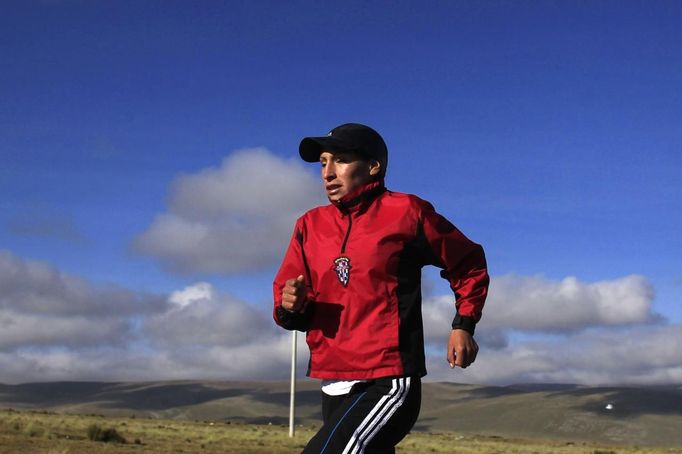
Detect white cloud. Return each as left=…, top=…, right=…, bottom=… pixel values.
left=0, top=250, right=163, bottom=350
left=140, top=282, right=308, bottom=380
left=422, top=274, right=675, bottom=386
left=168, top=282, right=214, bottom=307
left=0, top=250, right=164, bottom=317
left=144, top=282, right=272, bottom=348
left=425, top=325, right=682, bottom=386
left=484, top=274, right=659, bottom=331
left=0, top=253, right=305, bottom=382
left=0, top=335, right=310, bottom=384
left=0, top=311, right=129, bottom=350
left=422, top=274, right=660, bottom=348
left=133, top=148, right=326, bottom=274
left=134, top=339, right=308, bottom=382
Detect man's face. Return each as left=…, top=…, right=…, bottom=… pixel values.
left=319, top=151, right=378, bottom=201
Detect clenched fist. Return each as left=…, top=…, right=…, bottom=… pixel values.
left=447, top=329, right=479, bottom=369
left=281, top=275, right=306, bottom=312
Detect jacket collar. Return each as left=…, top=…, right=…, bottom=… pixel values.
left=331, top=179, right=386, bottom=214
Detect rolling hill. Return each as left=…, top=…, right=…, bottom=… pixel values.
left=1, top=380, right=680, bottom=447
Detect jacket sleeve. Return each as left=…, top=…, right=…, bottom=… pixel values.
left=419, top=200, right=489, bottom=334
left=273, top=217, right=315, bottom=332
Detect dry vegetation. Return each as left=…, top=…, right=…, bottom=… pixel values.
left=1, top=408, right=680, bottom=454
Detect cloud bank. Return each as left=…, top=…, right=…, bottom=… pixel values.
left=422, top=273, right=661, bottom=347
left=0, top=250, right=164, bottom=351
left=421, top=273, right=679, bottom=385
left=0, top=250, right=304, bottom=383
left=133, top=148, right=325, bottom=274
left=1, top=249, right=679, bottom=386
left=425, top=325, right=682, bottom=385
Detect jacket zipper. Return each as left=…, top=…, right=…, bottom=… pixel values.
left=340, top=212, right=352, bottom=254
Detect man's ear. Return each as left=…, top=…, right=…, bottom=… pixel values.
left=369, top=159, right=381, bottom=177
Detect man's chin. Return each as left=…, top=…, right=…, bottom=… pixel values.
left=327, top=192, right=345, bottom=201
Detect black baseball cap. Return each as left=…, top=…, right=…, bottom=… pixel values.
left=299, top=123, right=388, bottom=176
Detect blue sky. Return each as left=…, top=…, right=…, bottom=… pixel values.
left=1, top=1, right=681, bottom=385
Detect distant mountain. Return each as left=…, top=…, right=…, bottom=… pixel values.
left=1, top=380, right=680, bottom=447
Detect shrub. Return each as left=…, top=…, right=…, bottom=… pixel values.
left=86, top=424, right=126, bottom=443
left=24, top=422, right=44, bottom=437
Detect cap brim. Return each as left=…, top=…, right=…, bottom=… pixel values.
left=299, top=136, right=356, bottom=162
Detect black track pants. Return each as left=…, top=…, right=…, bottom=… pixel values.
left=302, top=376, right=421, bottom=454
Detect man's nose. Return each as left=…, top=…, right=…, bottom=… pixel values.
left=322, top=163, right=336, bottom=181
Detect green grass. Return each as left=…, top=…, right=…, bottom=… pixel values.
left=0, top=408, right=679, bottom=454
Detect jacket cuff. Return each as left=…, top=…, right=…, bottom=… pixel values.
left=276, top=305, right=313, bottom=332
left=451, top=314, right=476, bottom=336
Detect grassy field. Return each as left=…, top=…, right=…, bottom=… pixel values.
left=1, top=408, right=680, bottom=454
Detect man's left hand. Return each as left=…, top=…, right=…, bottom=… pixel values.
left=447, top=329, right=479, bottom=369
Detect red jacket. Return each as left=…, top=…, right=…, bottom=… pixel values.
left=273, top=180, right=488, bottom=380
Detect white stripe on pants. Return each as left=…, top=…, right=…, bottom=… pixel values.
left=341, top=377, right=411, bottom=454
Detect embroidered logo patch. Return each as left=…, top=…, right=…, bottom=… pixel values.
left=333, top=256, right=351, bottom=287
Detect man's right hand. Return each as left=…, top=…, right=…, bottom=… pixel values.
left=281, top=275, right=306, bottom=312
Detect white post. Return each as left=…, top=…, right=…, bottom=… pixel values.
left=289, top=330, right=297, bottom=437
